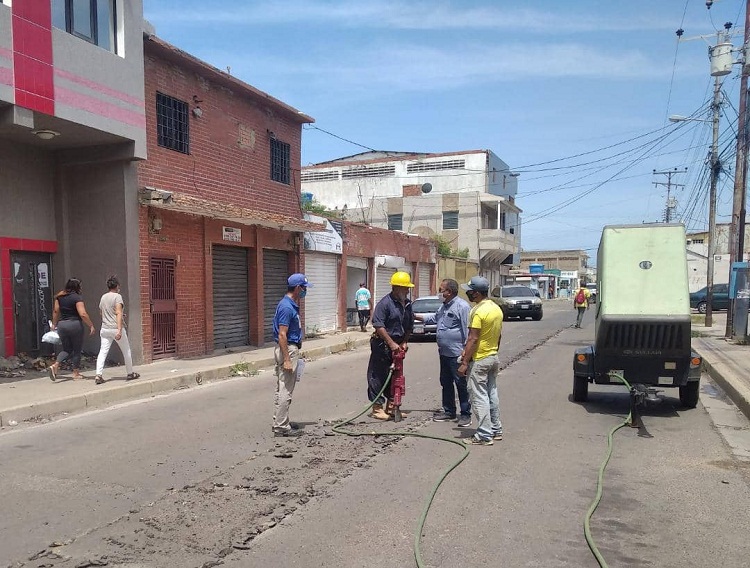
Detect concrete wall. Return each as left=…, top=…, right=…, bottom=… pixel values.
left=0, top=5, right=12, bottom=102
left=303, top=151, right=496, bottom=210
left=56, top=161, right=141, bottom=362
left=487, top=150, right=518, bottom=198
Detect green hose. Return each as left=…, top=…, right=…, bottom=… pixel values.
left=332, top=367, right=470, bottom=568
left=583, top=372, right=633, bottom=568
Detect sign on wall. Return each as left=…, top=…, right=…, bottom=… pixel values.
left=222, top=226, right=242, bottom=242
left=303, top=214, right=343, bottom=254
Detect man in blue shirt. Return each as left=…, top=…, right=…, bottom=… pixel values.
left=355, top=282, right=372, bottom=332
left=272, top=273, right=312, bottom=437
left=368, top=271, right=414, bottom=420
left=416, top=278, right=472, bottom=426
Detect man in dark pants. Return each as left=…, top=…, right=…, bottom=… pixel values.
left=367, top=271, right=414, bottom=420
left=416, top=278, right=472, bottom=427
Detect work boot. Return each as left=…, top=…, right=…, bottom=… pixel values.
left=385, top=402, right=409, bottom=417
left=371, top=403, right=390, bottom=420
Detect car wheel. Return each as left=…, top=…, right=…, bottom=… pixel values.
left=679, top=381, right=700, bottom=408
left=573, top=375, right=589, bottom=402
left=532, top=313, right=542, bottom=321
left=697, top=301, right=707, bottom=314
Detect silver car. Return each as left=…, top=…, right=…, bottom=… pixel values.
left=411, top=296, right=442, bottom=339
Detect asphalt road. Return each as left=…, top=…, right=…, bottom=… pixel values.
left=1, top=302, right=749, bottom=567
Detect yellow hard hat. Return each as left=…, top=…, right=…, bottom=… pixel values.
left=390, top=271, right=414, bottom=288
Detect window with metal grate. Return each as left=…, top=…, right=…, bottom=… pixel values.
left=271, top=138, right=291, bottom=184
left=388, top=214, right=403, bottom=231
left=442, top=210, right=459, bottom=230
left=156, top=93, right=190, bottom=154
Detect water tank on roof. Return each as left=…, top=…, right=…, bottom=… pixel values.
left=529, top=263, right=544, bottom=274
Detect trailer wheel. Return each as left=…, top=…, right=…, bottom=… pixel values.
left=679, top=381, right=700, bottom=408
left=573, top=375, right=589, bottom=402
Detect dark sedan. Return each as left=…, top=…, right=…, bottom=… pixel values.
left=689, top=284, right=729, bottom=314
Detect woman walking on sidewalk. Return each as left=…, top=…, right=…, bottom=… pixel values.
left=48, top=278, right=95, bottom=381
left=94, top=275, right=140, bottom=385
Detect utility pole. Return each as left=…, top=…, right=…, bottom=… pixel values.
left=652, top=168, right=686, bottom=222
left=706, top=74, right=722, bottom=327
left=727, top=0, right=750, bottom=338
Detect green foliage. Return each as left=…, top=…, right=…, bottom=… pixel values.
left=432, top=235, right=469, bottom=258
left=303, top=200, right=331, bottom=215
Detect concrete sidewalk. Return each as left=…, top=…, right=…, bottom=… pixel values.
left=0, top=330, right=372, bottom=427
left=691, top=312, right=750, bottom=419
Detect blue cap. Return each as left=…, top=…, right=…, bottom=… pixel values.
left=461, top=276, right=489, bottom=293
left=288, top=273, right=313, bottom=288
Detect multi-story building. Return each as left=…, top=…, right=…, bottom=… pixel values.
left=686, top=224, right=750, bottom=292
left=517, top=249, right=591, bottom=296
left=0, top=0, right=146, bottom=359
left=136, top=32, right=326, bottom=360
left=301, top=150, right=521, bottom=289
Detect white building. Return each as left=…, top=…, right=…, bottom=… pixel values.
left=301, top=150, right=521, bottom=288
left=686, top=224, right=750, bottom=292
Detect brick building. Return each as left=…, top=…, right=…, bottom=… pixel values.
left=137, top=34, right=323, bottom=361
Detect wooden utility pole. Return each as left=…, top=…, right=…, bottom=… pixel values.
left=706, top=75, right=722, bottom=327
left=726, top=0, right=750, bottom=338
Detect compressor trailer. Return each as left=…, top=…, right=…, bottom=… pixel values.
left=572, top=224, right=701, bottom=409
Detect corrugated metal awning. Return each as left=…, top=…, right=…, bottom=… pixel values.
left=139, top=189, right=325, bottom=233
left=480, top=249, right=514, bottom=270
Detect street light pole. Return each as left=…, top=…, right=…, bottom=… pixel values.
left=706, top=75, right=722, bottom=327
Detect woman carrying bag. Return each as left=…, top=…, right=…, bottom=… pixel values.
left=48, top=278, right=95, bottom=381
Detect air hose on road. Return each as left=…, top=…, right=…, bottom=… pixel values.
left=584, top=372, right=633, bottom=568
left=331, top=368, right=470, bottom=568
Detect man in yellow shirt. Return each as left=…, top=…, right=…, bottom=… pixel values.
left=573, top=285, right=592, bottom=328
left=458, top=276, right=503, bottom=446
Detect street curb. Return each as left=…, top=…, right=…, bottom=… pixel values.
left=699, top=353, right=750, bottom=420
left=0, top=336, right=372, bottom=427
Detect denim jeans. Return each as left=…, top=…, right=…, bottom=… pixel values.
left=576, top=307, right=586, bottom=327
left=439, top=354, right=470, bottom=417
left=467, top=354, right=502, bottom=441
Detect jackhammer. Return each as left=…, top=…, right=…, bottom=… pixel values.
left=389, top=349, right=407, bottom=422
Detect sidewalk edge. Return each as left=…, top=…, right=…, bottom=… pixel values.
left=695, top=346, right=750, bottom=420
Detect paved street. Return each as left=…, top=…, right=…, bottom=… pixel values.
left=2, top=302, right=749, bottom=568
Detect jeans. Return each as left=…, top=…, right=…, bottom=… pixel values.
left=96, top=328, right=134, bottom=376
left=439, top=354, right=470, bottom=417
left=273, top=344, right=300, bottom=432
left=367, top=337, right=394, bottom=404
left=358, top=309, right=371, bottom=329
left=56, top=319, right=84, bottom=370
left=467, top=354, right=502, bottom=441
left=576, top=307, right=586, bottom=327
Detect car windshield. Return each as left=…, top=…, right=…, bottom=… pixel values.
left=501, top=286, right=535, bottom=298
left=412, top=299, right=442, bottom=313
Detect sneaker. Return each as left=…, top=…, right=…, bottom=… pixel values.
left=432, top=411, right=456, bottom=422
left=126, top=372, right=140, bottom=381
left=464, top=435, right=493, bottom=446
left=456, top=415, right=472, bottom=428
left=492, top=432, right=503, bottom=441
left=273, top=429, right=301, bottom=438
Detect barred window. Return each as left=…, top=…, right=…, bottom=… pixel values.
left=156, top=93, right=190, bottom=154
left=271, top=138, right=291, bottom=184
left=388, top=214, right=403, bottom=231
left=442, top=211, right=459, bottom=230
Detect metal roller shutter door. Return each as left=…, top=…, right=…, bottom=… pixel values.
left=303, top=253, right=339, bottom=333
left=418, top=264, right=432, bottom=298
left=212, top=245, right=249, bottom=349
left=263, top=249, right=289, bottom=342
left=375, top=266, right=397, bottom=304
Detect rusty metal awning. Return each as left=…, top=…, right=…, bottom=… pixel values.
left=139, top=189, right=325, bottom=232
left=480, top=249, right=514, bottom=271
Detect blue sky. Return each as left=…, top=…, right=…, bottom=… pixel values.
left=144, top=0, right=748, bottom=259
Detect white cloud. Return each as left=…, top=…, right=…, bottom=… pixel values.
left=146, top=0, right=677, bottom=33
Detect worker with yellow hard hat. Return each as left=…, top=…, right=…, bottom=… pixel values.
left=366, top=271, right=414, bottom=419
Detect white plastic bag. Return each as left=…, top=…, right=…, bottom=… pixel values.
left=42, top=330, right=61, bottom=345
left=295, top=359, right=305, bottom=382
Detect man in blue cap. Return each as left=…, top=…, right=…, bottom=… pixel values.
left=272, top=273, right=312, bottom=437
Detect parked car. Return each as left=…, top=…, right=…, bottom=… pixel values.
left=411, top=295, right=442, bottom=339
left=689, top=284, right=730, bottom=313
left=491, top=285, right=543, bottom=321
left=585, top=282, right=598, bottom=304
